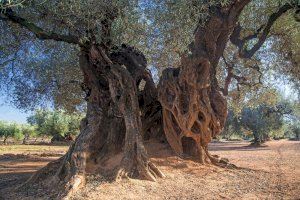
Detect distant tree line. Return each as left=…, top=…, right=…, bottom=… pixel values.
left=0, top=109, right=83, bottom=144
left=221, top=101, right=300, bottom=144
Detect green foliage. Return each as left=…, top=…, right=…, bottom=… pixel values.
left=222, top=104, right=286, bottom=142
left=228, top=88, right=280, bottom=115
left=0, top=0, right=25, bottom=9
left=27, top=109, right=82, bottom=138
left=222, top=110, right=244, bottom=140
left=0, top=0, right=137, bottom=112
left=0, top=0, right=299, bottom=137
left=240, top=105, right=282, bottom=142
left=223, top=93, right=299, bottom=142
left=0, top=0, right=299, bottom=113
left=21, top=124, right=37, bottom=138
left=291, top=123, right=300, bottom=139
left=285, top=101, right=300, bottom=139
left=0, top=121, right=22, bottom=143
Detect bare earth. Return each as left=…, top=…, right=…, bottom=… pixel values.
left=0, top=140, right=299, bottom=200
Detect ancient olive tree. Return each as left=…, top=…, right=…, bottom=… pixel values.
left=0, top=0, right=299, bottom=198
left=149, top=0, right=299, bottom=163
left=0, top=121, right=22, bottom=144
left=21, top=124, right=36, bottom=144
left=0, top=0, right=164, bottom=198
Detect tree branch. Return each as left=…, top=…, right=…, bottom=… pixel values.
left=230, top=3, right=295, bottom=58
left=0, top=58, right=16, bottom=69
left=233, top=0, right=252, bottom=12
left=221, top=54, right=263, bottom=95
left=221, top=54, right=248, bottom=95
left=221, top=55, right=234, bottom=96
left=1, top=8, right=81, bottom=45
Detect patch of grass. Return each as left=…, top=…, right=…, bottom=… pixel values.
left=0, top=144, right=68, bottom=155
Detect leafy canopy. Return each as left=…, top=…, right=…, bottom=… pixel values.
left=27, top=109, right=83, bottom=137
left=0, top=0, right=299, bottom=112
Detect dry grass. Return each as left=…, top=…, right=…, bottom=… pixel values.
left=0, top=144, right=68, bottom=155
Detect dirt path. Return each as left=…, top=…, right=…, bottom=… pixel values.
left=208, top=140, right=300, bottom=199
left=0, top=154, right=57, bottom=191
left=269, top=141, right=300, bottom=199
left=0, top=144, right=67, bottom=198
left=0, top=140, right=299, bottom=200
left=272, top=142, right=285, bottom=198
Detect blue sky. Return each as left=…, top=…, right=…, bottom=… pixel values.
left=0, top=96, right=31, bottom=124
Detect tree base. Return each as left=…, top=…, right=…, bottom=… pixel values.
left=249, top=140, right=267, bottom=147
left=181, top=143, right=237, bottom=169
left=115, top=160, right=165, bottom=182
left=15, top=145, right=164, bottom=199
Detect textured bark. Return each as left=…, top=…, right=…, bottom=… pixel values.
left=158, top=58, right=227, bottom=164
left=111, top=45, right=165, bottom=141
left=158, top=2, right=250, bottom=165
left=20, top=45, right=164, bottom=199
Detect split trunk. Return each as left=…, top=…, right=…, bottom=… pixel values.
left=22, top=44, right=164, bottom=198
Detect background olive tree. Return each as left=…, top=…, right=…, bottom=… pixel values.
left=0, top=121, right=22, bottom=144
left=27, top=109, right=82, bottom=141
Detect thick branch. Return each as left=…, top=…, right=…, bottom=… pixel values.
left=221, top=55, right=234, bottom=96
left=221, top=55, right=249, bottom=95
left=221, top=55, right=263, bottom=95
left=1, top=8, right=80, bottom=45
left=231, top=3, right=294, bottom=58
left=232, top=0, right=252, bottom=13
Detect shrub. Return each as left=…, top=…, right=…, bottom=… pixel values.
left=0, top=121, right=22, bottom=144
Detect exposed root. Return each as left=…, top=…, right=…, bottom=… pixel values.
left=139, top=161, right=165, bottom=181
left=115, top=155, right=165, bottom=182
left=115, top=168, right=130, bottom=181
left=205, top=150, right=237, bottom=169
left=58, top=175, right=85, bottom=200
left=148, top=162, right=165, bottom=178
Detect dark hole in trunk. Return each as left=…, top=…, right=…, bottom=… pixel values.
left=191, top=122, right=201, bottom=134
left=181, top=136, right=198, bottom=157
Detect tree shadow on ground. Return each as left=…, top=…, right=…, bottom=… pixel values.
left=208, top=142, right=270, bottom=151
left=0, top=154, right=58, bottom=192
left=144, top=140, right=256, bottom=173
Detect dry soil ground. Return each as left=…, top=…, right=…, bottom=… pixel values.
left=0, top=140, right=299, bottom=200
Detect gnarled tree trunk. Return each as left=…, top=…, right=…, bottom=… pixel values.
left=110, top=45, right=165, bottom=142
left=158, top=58, right=227, bottom=164
left=158, top=3, right=249, bottom=165
left=21, top=44, right=164, bottom=199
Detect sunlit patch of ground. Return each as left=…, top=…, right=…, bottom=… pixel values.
left=0, top=144, right=68, bottom=155
left=0, top=140, right=299, bottom=200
